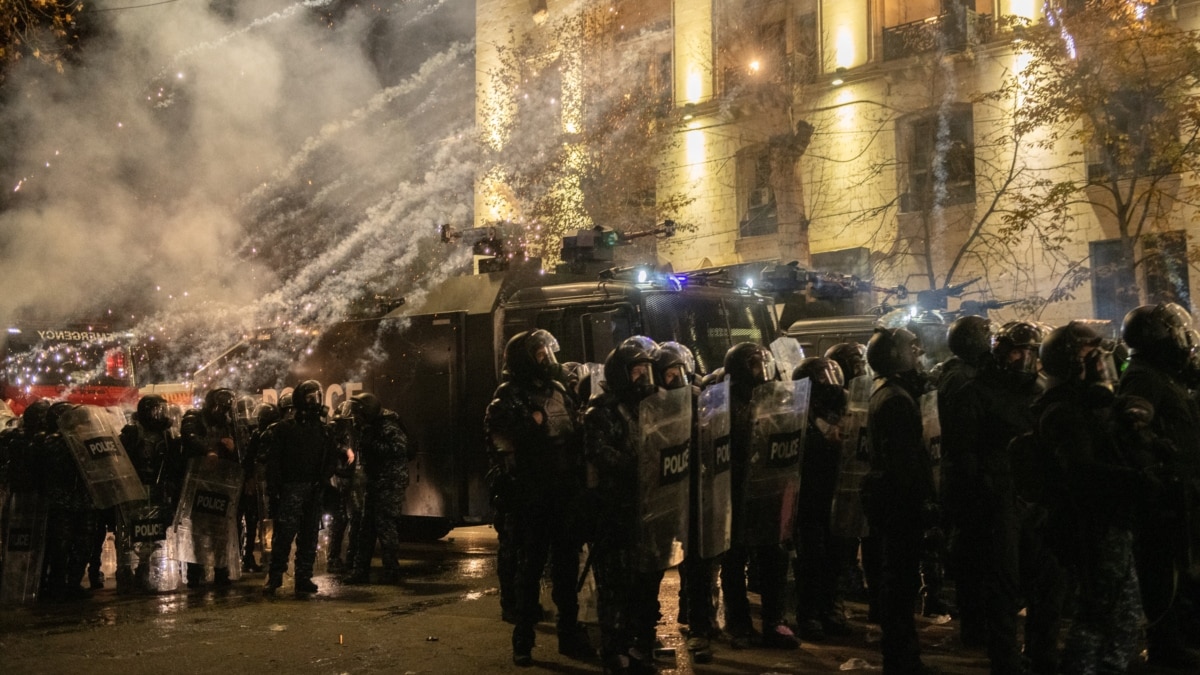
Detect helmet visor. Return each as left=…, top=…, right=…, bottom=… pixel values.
left=526, top=329, right=560, bottom=369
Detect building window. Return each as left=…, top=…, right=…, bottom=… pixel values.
left=1143, top=230, right=1191, bottom=310
left=738, top=147, right=778, bottom=238
left=715, top=0, right=789, bottom=95
left=881, top=0, right=995, bottom=61
left=1085, top=88, right=1176, bottom=183
left=1090, top=230, right=1190, bottom=327
left=897, top=105, right=976, bottom=213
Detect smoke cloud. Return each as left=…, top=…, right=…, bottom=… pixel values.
left=0, top=0, right=477, bottom=385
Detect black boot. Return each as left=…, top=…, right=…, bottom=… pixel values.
left=557, top=624, right=596, bottom=659
left=263, top=574, right=283, bottom=595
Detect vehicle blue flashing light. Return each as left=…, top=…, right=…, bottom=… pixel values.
left=636, top=269, right=650, bottom=284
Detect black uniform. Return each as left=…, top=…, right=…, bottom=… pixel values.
left=939, top=359, right=1037, bottom=673
left=864, top=327, right=936, bottom=674
left=39, top=403, right=96, bottom=601
left=1034, top=382, right=1147, bottom=674
left=584, top=338, right=669, bottom=673
left=486, top=330, right=589, bottom=665
left=264, top=381, right=342, bottom=595
left=1119, top=356, right=1200, bottom=664
left=720, top=342, right=798, bottom=650
left=347, top=399, right=410, bottom=584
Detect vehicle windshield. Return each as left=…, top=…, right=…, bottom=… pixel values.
left=642, top=292, right=773, bottom=375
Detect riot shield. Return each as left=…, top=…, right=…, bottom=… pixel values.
left=831, top=375, right=872, bottom=538
left=173, top=456, right=243, bottom=574
left=769, top=337, right=806, bottom=383
left=58, top=405, right=145, bottom=509
left=586, top=362, right=606, bottom=403
left=920, top=391, right=943, bottom=498
left=1, top=491, right=47, bottom=605
left=742, top=378, right=810, bottom=546
left=697, top=380, right=732, bottom=559
left=636, top=386, right=692, bottom=572
left=116, top=500, right=181, bottom=592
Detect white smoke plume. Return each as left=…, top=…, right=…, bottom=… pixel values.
left=0, top=0, right=478, bottom=388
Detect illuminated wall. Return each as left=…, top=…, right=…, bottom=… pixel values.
left=821, top=0, right=869, bottom=71
left=475, top=1, right=1200, bottom=327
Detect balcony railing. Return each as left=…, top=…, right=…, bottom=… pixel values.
left=882, top=11, right=995, bottom=61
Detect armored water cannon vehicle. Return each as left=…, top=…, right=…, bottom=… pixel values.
left=172, top=224, right=777, bottom=539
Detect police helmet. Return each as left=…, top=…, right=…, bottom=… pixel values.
left=45, top=401, right=77, bottom=433
left=654, top=341, right=697, bottom=390
left=202, top=388, right=236, bottom=425
left=993, top=321, right=1044, bottom=374
left=255, top=402, right=281, bottom=429
left=603, top=336, right=658, bottom=400
left=293, top=380, right=324, bottom=414
left=866, top=327, right=923, bottom=377
left=824, top=343, right=868, bottom=380
left=21, top=399, right=52, bottom=433
left=946, top=315, right=992, bottom=362
left=1040, top=321, right=1103, bottom=382
left=792, top=356, right=848, bottom=422
left=724, top=342, right=776, bottom=388
left=1122, top=303, right=1196, bottom=368
left=136, top=394, right=172, bottom=433
left=350, top=392, right=382, bottom=422
left=503, top=329, right=561, bottom=383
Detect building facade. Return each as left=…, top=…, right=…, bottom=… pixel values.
left=477, top=1, right=1200, bottom=330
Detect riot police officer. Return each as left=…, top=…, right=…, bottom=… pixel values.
left=792, top=356, right=852, bottom=641
left=264, top=380, right=351, bottom=595
left=657, top=342, right=717, bottom=660
left=825, top=342, right=877, bottom=617
left=247, top=402, right=280, bottom=570
left=343, top=392, right=411, bottom=585
left=1035, top=322, right=1151, bottom=674
left=721, top=342, right=800, bottom=650
left=1118, top=304, right=1200, bottom=669
left=864, top=327, right=936, bottom=674
left=585, top=337, right=676, bottom=673
left=485, top=330, right=592, bottom=666
left=940, top=317, right=1039, bottom=674
left=180, top=388, right=243, bottom=588
left=118, top=395, right=185, bottom=592
left=39, top=402, right=95, bottom=601
left=2, top=401, right=52, bottom=603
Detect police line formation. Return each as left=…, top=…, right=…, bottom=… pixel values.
left=2, top=303, right=1200, bottom=675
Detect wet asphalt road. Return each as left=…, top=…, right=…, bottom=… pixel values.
left=0, top=525, right=1163, bottom=675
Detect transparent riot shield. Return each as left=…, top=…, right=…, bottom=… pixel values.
left=831, top=375, right=873, bottom=538
left=174, top=456, right=243, bottom=575
left=921, top=390, right=943, bottom=498
left=697, top=380, right=732, bottom=559
left=58, top=405, right=145, bottom=509
left=769, top=337, right=806, bottom=383
left=637, top=386, right=692, bottom=572
left=116, top=500, right=181, bottom=592
left=743, top=378, right=810, bottom=546
left=1, top=491, right=47, bottom=605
